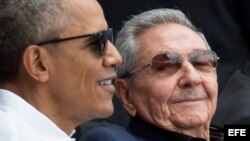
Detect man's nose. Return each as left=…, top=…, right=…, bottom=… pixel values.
left=103, top=41, right=122, bottom=67
left=178, top=61, right=202, bottom=88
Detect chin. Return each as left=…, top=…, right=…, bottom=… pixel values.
left=174, top=116, right=208, bottom=129
left=183, top=121, right=205, bottom=129
left=97, top=103, right=114, bottom=118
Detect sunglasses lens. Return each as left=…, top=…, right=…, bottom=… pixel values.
left=107, top=28, right=113, bottom=43
left=96, top=28, right=113, bottom=56
left=189, top=50, right=218, bottom=72
left=151, top=53, right=181, bottom=76
left=150, top=50, right=218, bottom=76
left=121, top=50, right=218, bottom=78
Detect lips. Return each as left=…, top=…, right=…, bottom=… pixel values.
left=97, top=76, right=116, bottom=94
left=98, top=79, right=112, bottom=85
left=169, top=97, right=208, bottom=104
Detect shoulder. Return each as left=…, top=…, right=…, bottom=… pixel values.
left=0, top=109, right=15, bottom=141
left=80, top=125, right=137, bottom=141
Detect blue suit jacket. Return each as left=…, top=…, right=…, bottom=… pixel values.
left=80, top=124, right=137, bottom=141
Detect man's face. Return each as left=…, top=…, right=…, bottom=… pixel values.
left=46, top=0, right=121, bottom=123
left=128, top=23, right=218, bottom=130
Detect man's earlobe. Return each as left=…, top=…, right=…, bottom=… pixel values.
left=115, top=80, right=136, bottom=117
left=22, top=45, right=49, bottom=82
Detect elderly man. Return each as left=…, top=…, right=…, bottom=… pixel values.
left=81, top=8, right=220, bottom=141
left=0, top=0, right=122, bottom=140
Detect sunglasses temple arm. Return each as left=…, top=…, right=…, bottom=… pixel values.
left=122, top=64, right=151, bottom=78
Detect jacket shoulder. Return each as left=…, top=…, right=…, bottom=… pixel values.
left=80, top=125, right=137, bottom=141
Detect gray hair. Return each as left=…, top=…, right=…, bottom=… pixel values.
left=0, top=0, right=73, bottom=82
left=115, top=8, right=211, bottom=85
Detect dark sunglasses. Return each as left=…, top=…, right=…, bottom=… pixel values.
left=36, top=28, right=113, bottom=56
left=120, top=50, right=219, bottom=78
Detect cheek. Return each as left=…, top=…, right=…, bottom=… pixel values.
left=202, top=74, right=218, bottom=110
left=138, top=75, right=175, bottom=99
left=136, top=78, right=173, bottom=103
left=51, top=53, right=99, bottom=98
left=134, top=78, right=174, bottom=119
left=198, top=73, right=218, bottom=118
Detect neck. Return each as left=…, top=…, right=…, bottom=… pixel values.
left=177, top=124, right=210, bottom=140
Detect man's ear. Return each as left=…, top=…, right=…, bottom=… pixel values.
left=22, top=45, right=50, bottom=83
left=115, top=79, right=136, bottom=117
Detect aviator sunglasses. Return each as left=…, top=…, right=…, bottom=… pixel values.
left=36, top=28, right=113, bottom=56
left=120, top=50, right=219, bottom=78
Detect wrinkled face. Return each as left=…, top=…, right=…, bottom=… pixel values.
left=129, top=23, right=218, bottom=130
left=46, top=0, right=122, bottom=123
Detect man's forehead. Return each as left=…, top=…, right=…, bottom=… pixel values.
left=137, top=23, right=207, bottom=58
left=63, top=0, right=107, bottom=33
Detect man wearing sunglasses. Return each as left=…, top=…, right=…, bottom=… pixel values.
left=0, top=0, right=122, bottom=141
left=81, top=8, right=221, bottom=141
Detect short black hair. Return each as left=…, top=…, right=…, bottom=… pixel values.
left=0, top=0, right=72, bottom=82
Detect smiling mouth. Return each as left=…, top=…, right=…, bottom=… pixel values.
left=98, top=79, right=113, bottom=86
left=97, top=79, right=116, bottom=94
left=169, top=97, right=207, bottom=104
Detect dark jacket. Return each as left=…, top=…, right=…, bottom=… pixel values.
left=80, top=117, right=214, bottom=141
left=212, top=62, right=250, bottom=125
